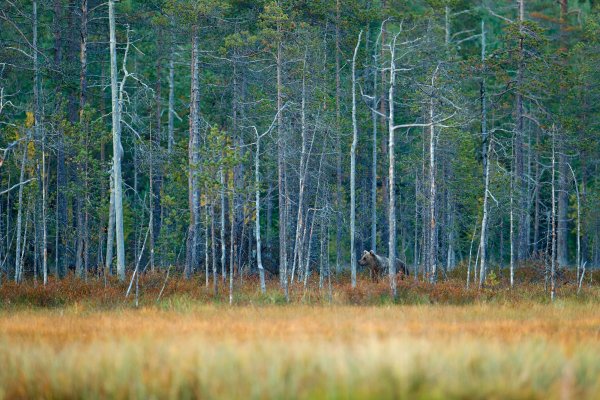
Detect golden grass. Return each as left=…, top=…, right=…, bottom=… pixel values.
left=1, top=303, right=600, bottom=399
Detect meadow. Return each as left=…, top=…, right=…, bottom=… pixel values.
left=1, top=270, right=599, bottom=399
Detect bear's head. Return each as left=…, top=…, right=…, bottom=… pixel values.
left=358, top=250, right=377, bottom=267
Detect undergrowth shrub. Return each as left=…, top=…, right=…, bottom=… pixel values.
left=0, top=265, right=598, bottom=310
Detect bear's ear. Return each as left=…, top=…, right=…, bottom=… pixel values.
left=362, top=250, right=368, bottom=255
left=369, top=250, right=375, bottom=255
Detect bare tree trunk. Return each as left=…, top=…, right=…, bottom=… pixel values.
left=276, top=31, right=288, bottom=301
left=229, top=177, right=234, bottom=305
left=516, top=0, right=528, bottom=261
left=150, top=30, right=163, bottom=272
left=255, top=133, right=266, bottom=294
left=350, top=31, right=362, bottom=288
left=205, top=202, right=209, bottom=287
left=167, top=30, right=175, bottom=154
left=33, top=0, right=48, bottom=285
left=428, top=94, right=437, bottom=283
left=335, top=0, right=342, bottom=275
left=567, top=164, right=581, bottom=282
left=478, top=20, right=490, bottom=289
left=533, top=129, right=541, bottom=254
left=291, top=52, right=308, bottom=285
left=220, top=165, right=226, bottom=284
left=211, top=203, right=217, bottom=296
left=108, top=0, right=126, bottom=281
left=510, top=140, right=516, bottom=288
left=14, top=144, right=28, bottom=282
left=371, top=30, right=378, bottom=254
left=105, top=175, right=115, bottom=275
left=185, top=25, right=201, bottom=279
left=551, top=127, right=557, bottom=301
left=414, top=170, right=419, bottom=279
left=387, top=34, right=397, bottom=299
left=556, top=0, right=569, bottom=268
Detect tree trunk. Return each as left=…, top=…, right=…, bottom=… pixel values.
left=428, top=94, right=437, bottom=283
left=167, top=30, right=175, bottom=154
left=335, top=0, right=342, bottom=275
left=516, top=0, right=528, bottom=261
left=255, top=133, right=266, bottom=293
left=211, top=204, right=217, bottom=296
left=551, top=127, right=557, bottom=301
left=14, top=144, right=28, bottom=282
left=350, top=31, right=362, bottom=288
left=151, top=30, right=163, bottom=271
left=387, top=34, right=397, bottom=299
left=185, top=25, right=201, bottom=279
left=478, top=20, right=490, bottom=288
left=556, top=0, right=569, bottom=268
left=32, top=0, right=48, bottom=285
left=291, top=52, right=308, bottom=285
left=220, top=165, right=226, bottom=283
left=510, top=140, right=516, bottom=288
left=108, top=0, right=126, bottom=281
left=276, top=30, right=288, bottom=301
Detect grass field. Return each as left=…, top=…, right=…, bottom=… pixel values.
left=1, top=272, right=599, bottom=399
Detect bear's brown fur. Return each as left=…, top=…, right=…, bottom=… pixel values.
left=358, top=250, right=409, bottom=282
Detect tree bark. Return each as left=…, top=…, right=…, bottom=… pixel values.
left=167, top=30, right=175, bottom=154
left=387, top=33, right=397, bottom=298
left=556, top=0, right=569, bottom=267
left=350, top=31, right=362, bottom=288
left=334, top=0, right=342, bottom=275
left=516, top=0, right=528, bottom=261
left=14, top=144, right=28, bottom=282
left=255, top=133, right=266, bottom=293
left=108, top=0, right=126, bottom=281
left=276, top=27, right=288, bottom=301
left=185, top=25, right=201, bottom=279
left=478, top=20, right=490, bottom=288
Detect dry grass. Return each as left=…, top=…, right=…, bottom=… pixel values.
left=1, top=270, right=600, bottom=399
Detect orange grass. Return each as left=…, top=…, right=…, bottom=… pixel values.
left=1, top=303, right=600, bottom=399
left=1, top=266, right=598, bottom=309
left=1, top=269, right=600, bottom=399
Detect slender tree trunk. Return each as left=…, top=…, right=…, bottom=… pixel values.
left=204, top=203, right=209, bottom=287
left=387, top=35, right=397, bottom=299
left=568, top=164, right=581, bottom=281
left=370, top=28, right=378, bottom=254
left=211, top=204, right=217, bottom=296
left=516, top=0, right=528, bottom=261
left=105, top=175, right=115, bottom=275
left=335, top=0, right=342, bottom=275
left=220, top=165, right=226, bottom=283
left=255, top=134, right=266, bottom=293
left=151, top=30, right=163, bottom=272
left=167, top=30, right=175, bottom=154
left=551, top=127, right=557, bottom=301
left=185, top=25, right=201, bottom=279
left=108, top=0, right=126, bottom=281
left=510, top=141, right=516, bottom=288
left=32, top=0, right=48, bottom=285
left=229, top=177, right=235, bottom=305
left=478, top=21, right=490, bottom=288
left=380, top=1, right=389, bottom=254
left=533, top=129, right=541, bottom=254
left=276, top=32, right=288, bottom=301
left=350, top=31, right=362, bottom=288
left=414, top=170, right=419, bottom=279
left=291, top=52, right=308, bottom=285
left=14, top=143, right=28, bottom=282
left=556, top=0, right=569, bottom=268
left=428, top=95, right=437, bottom=283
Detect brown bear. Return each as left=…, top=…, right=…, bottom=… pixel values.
left=358, top=250, right=409, bottom=282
